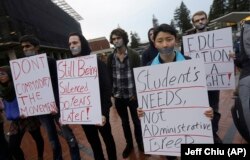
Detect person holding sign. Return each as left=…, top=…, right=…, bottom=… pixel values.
left=232, top=20, right=250, bottom=142
left=137, top=24, right=214, bottom=160
left=19, top=35, right=81, bottom=160
left=182, top=11, right=222, bottom=144
left=68, top=32, right=117, bottom=160
left=0, top=66, right=44, bottom=160
left=107, top=28, right=144, bottom=158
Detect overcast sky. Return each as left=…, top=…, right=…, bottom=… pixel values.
left=65, top=0, right=213, bottom=43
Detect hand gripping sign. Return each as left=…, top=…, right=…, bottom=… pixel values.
left=10, top=54, right=56, bottom=117
left=183, top=27, right=235, bottom=90
left=57, top=54, right=102, bottom=124
left=133, top=59, right=213, bottom=156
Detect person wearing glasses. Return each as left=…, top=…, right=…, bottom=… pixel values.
left=181, top=11, right=222, bottom=144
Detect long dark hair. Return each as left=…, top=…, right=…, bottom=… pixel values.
left=109, top=28, right=129, bottom=47
left=0, top=66, right=16, bottom=101
left=68, top=32, right=91, bottom=56
left=148, top=27, right=155, bottom=46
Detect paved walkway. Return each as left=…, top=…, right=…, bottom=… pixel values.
left=3, top=90, right=247, bottom=160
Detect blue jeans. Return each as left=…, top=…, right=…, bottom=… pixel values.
left=60, top=125, right=81, bottom=160
left=39, top=115, right=62, bottom=160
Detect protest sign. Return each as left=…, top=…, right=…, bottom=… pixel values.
left=57, top=54, right=102, bottom=124
left=10, top=54, right=56, bottom=116
left=134, top=59, right=213, bottom=156
left=182, top=27, right=235, bottom=90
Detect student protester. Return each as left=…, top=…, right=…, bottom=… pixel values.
left=0, top=66, right=44, bottom=160
left=232, top=20, right=250, bottom=138
left=137, top=23, right=214, bottom=160
left=182, top=11, right=222, bottom=143
left=19, top=35, right=81, bottom=160
left=107, top=28, right=144, bottom=158
left=68, top=32, right=117, bottom=160
left=0, top=97, right=12, bottom=160
left=141, top=27, right=158, bottom=66
left=238, top=20, right=250, bottom=139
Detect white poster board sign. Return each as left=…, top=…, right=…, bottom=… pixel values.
left=183, top=27, right=235, bottom=90
left=134, top=59, right=213, bottom=156
left=10, top=54, right=56, bottom=116
left=57, top=54, right=102, bottom=124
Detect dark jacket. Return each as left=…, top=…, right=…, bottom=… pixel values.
left=97, top=59, right=112, bottom=117
left=69, top=33, right=112, bottom=117
left=107, top=47, right=140, bottom=97
left=142, top=28, right=158, bottom=66
left=236, top=20, right=250, bottom=80
left=47, top=57, right=60, bottom=108
left=142, top=45, right=158, bottom=66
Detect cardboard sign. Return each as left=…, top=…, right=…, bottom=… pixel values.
left=134, top=59, right=213, bottom=156
left=57, top=54, right=102, bottom=124
left=183, top=27, right=235, bottom=90
left=10, top=54, right=56, bottom=116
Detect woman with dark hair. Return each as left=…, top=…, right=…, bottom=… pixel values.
left=68, top=32, right=117, bottom=160
left=141, top=28, right=158, bottom=66
left=0, top=66, right=44, bottom=160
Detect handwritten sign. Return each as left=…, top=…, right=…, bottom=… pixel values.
left=10, top=54, right=56, bottom=116
left=183, top=27, right=235, bottom=90
left=57, top=54, right=102, bottom=124
left=134, top=59, right=213, bottom=156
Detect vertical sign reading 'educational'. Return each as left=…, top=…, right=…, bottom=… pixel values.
left=57, top=54, right=102, bottom=124
left=183, top=27, right=235, bottom=90
left=10, top=54, right=56, bottom=116
left=134, top=59, right=213, bottom=157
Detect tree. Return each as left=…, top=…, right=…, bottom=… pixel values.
left=209, top=0, right=250, bottom=21
left=170, top=19, right=176, bottom=29
left=227, top=0, right=250, bottom=12
left=236, top=0, right=250, bottom=11
left=173, top=1, right=193, bottom=33
left=209, top=0, right=227, bottom=21
left=130, top=31, right=140, bottom=49
left=227, top=0, right=238, bottom=12
left=152, top=14, right=159, bottom=28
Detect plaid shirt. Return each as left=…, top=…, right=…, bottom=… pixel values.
left=112, top=50, right=134, bottom=99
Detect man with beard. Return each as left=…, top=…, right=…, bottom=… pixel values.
left=183, top=11, right=222, bottom=144
left=19, top=35, right=81, bottom=160
left=107, top=28, right=144, bottom=158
